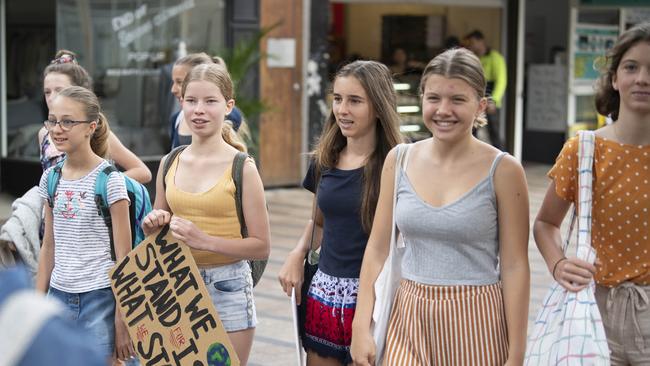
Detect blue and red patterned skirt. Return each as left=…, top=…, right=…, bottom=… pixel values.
left=303, top=269, right=359, bottom=363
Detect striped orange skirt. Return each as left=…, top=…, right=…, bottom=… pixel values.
left=384, top=280, right=508, bottom=365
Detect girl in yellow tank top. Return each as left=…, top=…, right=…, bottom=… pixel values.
left=142, top=63, right=270, bottom=365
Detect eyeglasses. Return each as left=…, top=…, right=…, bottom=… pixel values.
left=44, top=119, right=94, bottom=131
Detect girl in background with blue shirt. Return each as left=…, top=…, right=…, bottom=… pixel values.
left=278, top=60, right=402, bottom=365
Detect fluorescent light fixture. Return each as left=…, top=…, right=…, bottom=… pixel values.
left=397, top=105, right=420, bottom=113
left=400, top=124, right=421, bottom=132
left=393, top=83, right=410, bottom=91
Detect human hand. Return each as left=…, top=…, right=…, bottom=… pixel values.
left=350, top=328, right=376, bottom=366
left=169, top=216, right=208, bottom=250
left=114, top=314, right=136, bottom=362
left=142, top=209, right=171, bottom=236
left=278, top=250, right=306, bottom=303
left=553, top=256, right=596, bottom=292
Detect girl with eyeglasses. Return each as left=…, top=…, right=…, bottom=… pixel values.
left=36, top=86, right=138, bottom=365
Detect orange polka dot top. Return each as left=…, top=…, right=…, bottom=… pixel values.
left=549, top=135, right=650, bottom=287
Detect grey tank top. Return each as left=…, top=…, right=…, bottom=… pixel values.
left=396, top=150, right=507, bottom=286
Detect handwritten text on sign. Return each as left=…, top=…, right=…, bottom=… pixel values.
left=110, top=225, right=239, bottom=366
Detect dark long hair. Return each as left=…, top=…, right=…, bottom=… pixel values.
left=595, top=22, right=650, bottom=121
left=313, top=60, right=403, bottom=233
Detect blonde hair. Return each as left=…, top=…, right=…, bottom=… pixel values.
left=419, top=48, right=488, bottom=128
left=181, top=63, right=246, bottom=152
left=314, top=60, right=403, bottom=233
left=58, top=86, right=110, bottom=157
left=175, top=52, right=227, bottom=71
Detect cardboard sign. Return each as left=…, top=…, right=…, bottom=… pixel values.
left=109, top=225, right=239, bottom=366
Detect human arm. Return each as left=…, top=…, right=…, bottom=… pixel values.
left=350, top=148, right=398, bottom=366
left=491, top=51, right=507, bottom=108
left=494, top=156, right=530, bottom=365
left=534, top=182, right=596, bottom=292
left=142, top=156, right=172, bottom=236
left=170, top=159, right=271, bottom=260
left=109, top=198, right=136, bottom=361
left=35, top=206, right=54, bottom=292
left=277, top=196, right=323, bottom=303
left=107, top=132, right=152, bottom=184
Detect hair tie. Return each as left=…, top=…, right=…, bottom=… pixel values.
left=51, top=54, right=76, bottom=65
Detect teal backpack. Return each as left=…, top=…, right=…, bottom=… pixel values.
left=46, top=161, right=153, bottom=260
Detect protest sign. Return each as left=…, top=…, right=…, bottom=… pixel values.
left=110, top=225, right=239, bottom=366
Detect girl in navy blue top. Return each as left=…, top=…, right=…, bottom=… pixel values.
left=278, top=60, right=402, bottom=365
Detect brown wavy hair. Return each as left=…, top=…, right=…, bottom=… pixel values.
left=595, top=22, right=650, bottom=121
left=181, top=63, right=246, bottom=152
left=43, top=50, right=92, bottom=89
left=58, top=86, right=111, bottom=158
left=419, top=48, right=488, bottom=128
left=313, top=60, right=403, bottom=233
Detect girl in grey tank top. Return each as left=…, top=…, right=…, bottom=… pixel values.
left=351, top=48, right=530, bottom=366
left=396, top=150, right=507, bottom=286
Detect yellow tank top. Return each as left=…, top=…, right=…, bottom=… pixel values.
left=165, top=154, right=241, bottom=266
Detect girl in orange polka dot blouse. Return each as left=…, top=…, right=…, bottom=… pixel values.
left=534, top=22, right=650, bottom=364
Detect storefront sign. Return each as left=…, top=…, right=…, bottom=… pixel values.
left=110, top=225, right=239, bottom=366
left=111, top=0, right=196, bottom=48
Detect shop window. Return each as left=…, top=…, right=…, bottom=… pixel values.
left=49, top=0, right=227, bottom=158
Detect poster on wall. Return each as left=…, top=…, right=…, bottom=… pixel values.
left=573, top=24, right=618, bottom=83
left=109, top=225, right=240, bottom=366
left=526, top=64, right=567, bottom=133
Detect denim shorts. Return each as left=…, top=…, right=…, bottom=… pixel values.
left=199, top=260, right=257, bottom=332
left=48, top=286, right=138, bottom=365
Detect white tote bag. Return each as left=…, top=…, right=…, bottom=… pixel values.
left=372, top=143, right=409, bottom=365
left=525, top=131, right=610, bottom=365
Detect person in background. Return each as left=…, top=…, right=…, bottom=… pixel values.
left=465, top=29, right=507, bottom=150
left=142, top=63, right=270, bottom=365
left=351, top=48, right=529, bottom=365
left=278, top=60, right=402, bottom=365
left=36, top=86, right=136, bottom=365
left=0, top=266, right=106, bottom=366
left=534, top=22, right=650, bottom=364
left=38, top=50, right=151, bottom=183
left=169, top=52, right=248, bottom=149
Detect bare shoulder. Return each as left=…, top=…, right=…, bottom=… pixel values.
left=595, top=124, right=616, bottom=140
left=493, top=153, right=527, bottom=189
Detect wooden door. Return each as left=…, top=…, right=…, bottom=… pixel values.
left=259, top=0, right=303, bottom=186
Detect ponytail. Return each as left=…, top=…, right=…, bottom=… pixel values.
left=58, top=86, right=110, bottom=157
left=222, top=121, right=247, bottom=152
left=90, top=112, right=111, bottom=158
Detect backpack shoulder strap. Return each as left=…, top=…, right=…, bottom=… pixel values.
left=94, top=165, right=118, bottom=217
left=162, top=145, right=188, bottom=191
left=232, top=152, right=249, bottom=238
left=46, top=161, right=65, bottom=208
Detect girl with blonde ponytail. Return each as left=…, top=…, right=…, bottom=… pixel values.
left=143, top=63, right=270, bottom=365
left=36, top=86, right=138, bottom=365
